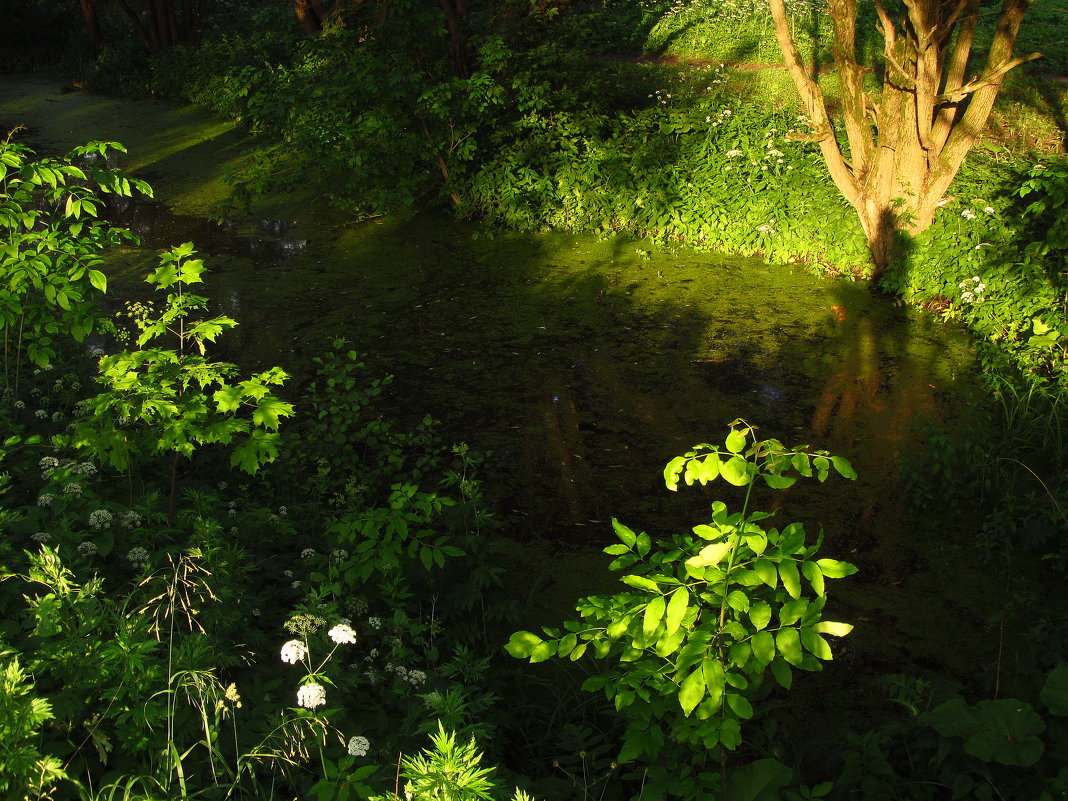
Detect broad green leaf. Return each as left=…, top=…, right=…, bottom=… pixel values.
left=529, top=641, right=556, bottom=663
left=744, top=532, right=767, bottom=554
left=678, top=667, right=706, bottom=716
left=214, top=385, right=244, bottom=413
left=802, top=560, right=825, bottom=596
left=775, top=628, right=803, bottom=667
left=749, top=600, right=772, bottom=630
left=621, top=574, right=659, bottom=593
left=763, top=472, right=797, bottom=489
left=725, top=428, right=747, bottom=453
left=505, top=631, right=543, bottom=658
left=800, top=628, right=833, bottom=660
left=664, top=455, right=687, bottom=491
left=815, top=558, right=858, bottom=578
left=751, top=630, right=774, bottom=665
left=612, top=519, right=637, bottom=547
left=654, top=625, right=686, bottom=657
left=88, top=269, right=106, bottom=293
left=770, top=658, right=792, bottom=689
left=643, top=595, right=666, bottom=639
left=830, top=455, right=857, bottom=479
left=665, top=587, right=689, bottom=636
left=778, top=597, right=808, bottom=626
left=557, top=633, right=577, bottom=658
left=779, top=560, right=801, bottom=599
left=727, top=693, right=754, bottom=720
left=726, top=589, right=749, bottom=613
left=697, top=455, right=720, bottom=483
left=569, top=642, right=587, bottom=661
left=813, top=620, right=853, bottom=637
left=692, top=524, right=719, bottom=540
left=720, top=455, right=750, bottom=486
left=753, top=559, right=777, bottom=588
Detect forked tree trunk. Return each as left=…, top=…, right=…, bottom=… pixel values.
left=768, top=0, right=1037, bottom=272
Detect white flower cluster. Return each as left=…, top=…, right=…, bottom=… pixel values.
left=63, top=482, right=82, bottom=496
left=959, top=276, right=986, bottom=305
left=328, top=623, right=358, bottom=645
left=31, top=532, right=51, bottom=544
left=39, top=456, right=60, bottom=475
left=347, top=735, right=370, bottom=757
left=301, top=548, right=316, bottom=559
left=280, top=639, right=308, bottom=664
left=962, top=209, right=977, bottom=220
left=126, top=547, right=150, bottom=567
left=89, top=509, right=113, bottom=529
left=120, top=510, right=142, bottom=529
left=38, top=493, right=54, bottom=507
left=726, top=149, right=743, bottom=159
left=72, top=461, right=97, bottom=477
left=297, top=682, right=327, bottom=709
left=77, top=541, right=98, bottom=557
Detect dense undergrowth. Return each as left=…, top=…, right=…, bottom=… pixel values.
left=3, top=0, right=1068, bottom=799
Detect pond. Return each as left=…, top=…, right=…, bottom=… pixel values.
left=0, top=75, right=994, bottom=703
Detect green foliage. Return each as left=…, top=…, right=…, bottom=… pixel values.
left=508, top=421, right=857, bottom=799
left=0, top=648, right=67, bottom=800
left=71, top=242, right=293, bottom=473
left=0, top=139, right=149, bottom=385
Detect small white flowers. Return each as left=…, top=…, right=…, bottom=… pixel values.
left=280, top=639, right=308, bottom=664
left=37, top=493, right=54, bottom=507
left=725, top=149, right=743, bottom=159
left=77, top=541, right=98, bottom=556
left=31, top=532, right=51, bottom=544
left=89, top=509, right=113, bottom=529
left=120, top=510, right=142, bottom=529
left=63, top=482, right=82, bottom=496
left=958, top=276, right=986, bottom=304
left=367, top=616, right=382, bottom=629
left=961, top=209, right=976, bottom=220
left=39, top=456, right=60, bottom=475
left=126, top=547, right=149, bottom=567
left=984, top=206, right=995, bottom=214
left=297, top=682, right=327, bottom=709
left=301, top=548, right=316, bottom=559
left=407, top=669, right=427, bottom=687
left=347, top=735, right=370, bottom=757
left=757, top=224, right=777, bottom=234
left=328, top=623, right=358, bottom=645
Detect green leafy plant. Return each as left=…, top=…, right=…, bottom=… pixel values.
left=71, top=242, right=293, bottom=486
left=0, top=137, right=149, bottom=393
left=507, top=420, right=857, bottom=799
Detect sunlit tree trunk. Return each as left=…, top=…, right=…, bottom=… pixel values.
left=768, top=0, right=1037, bottom=272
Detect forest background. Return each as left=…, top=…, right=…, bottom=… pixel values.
left=2, top=0, right=1068, bottom=799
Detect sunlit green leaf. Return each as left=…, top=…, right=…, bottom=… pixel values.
left=779, top=559, right=801, bottom=599
left=679, top=667, right=706, bottom=716
left=665, top=586, right=689, bottom=636
left=775, top=628, right=803, bottom=666
left=643, top=595, right=666, bottom=639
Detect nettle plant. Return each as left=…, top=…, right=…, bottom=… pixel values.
left=508, top=421, right=858, bottom=798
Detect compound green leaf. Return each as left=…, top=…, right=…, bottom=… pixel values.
left=749, top=600, right=772, bottom=630
left=815, top=558, right=858, bottom=578
left=802, top=560, right=825, bottom=596
left=725, top=428, right=747, bottom=453
left=813, top=621, right=853, bottom=637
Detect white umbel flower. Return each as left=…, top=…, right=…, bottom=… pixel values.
left=280, top=639, right=308, bottom=664
left=297, top=682, right=327, bottom=709
left=328, top=623, right=358, bottom=645
left=347, top=735, right=370, bottom=756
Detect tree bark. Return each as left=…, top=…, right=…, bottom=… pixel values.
left=768, top=0, right=1038, bottom=273
left=79, top=0, right=103, bottom=55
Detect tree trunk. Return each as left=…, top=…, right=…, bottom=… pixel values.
left=79, top=0, right=103, bottom=55
left=768, top=0, right=1038, bottom=273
